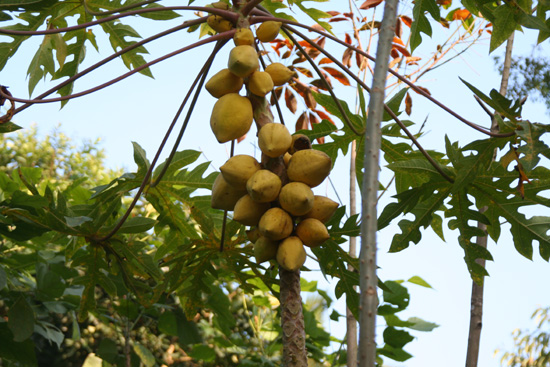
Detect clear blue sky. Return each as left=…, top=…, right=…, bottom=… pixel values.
left=1, top=1, right=550, bottom=366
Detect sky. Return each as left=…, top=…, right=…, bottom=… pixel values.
left=1, top=1, right=550, bottom=366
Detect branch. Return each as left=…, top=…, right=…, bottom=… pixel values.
left=284, top=25, right=454, bottom=183
left=95, top=40, right=226, bottom=242
left=240, top=0, right=264, bottom=17
left=281, top=27, right=363, bottom=136
left=249, top=14, right=515, bottom=138
left=0, top=17, right=207, bottom=120
left=0, top=29, right=232, bottom=107
left=0, top=6, right=238, bottom=36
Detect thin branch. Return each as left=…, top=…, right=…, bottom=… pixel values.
left=249, top=14, right=515, bottom=138
left=95, top=41, right=225, bottom=243
left=474, top=95, right=495, bottom=119
left=0, top=6, right=238, bottom=36
left=281, top=27, right=363, bottom=136
left=0, top=17, right=207, bottom=120
left=0, top=30, right=232, bottom=108
left=240, top=0, right=264, bottom=17
left=220, top=140, right=235, bottom=253
left=284, top=25, right=454, bottom=183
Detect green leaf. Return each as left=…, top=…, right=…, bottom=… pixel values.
left=100, top=21, right=153, bottom=78
left=133, top=343, right=156, bottom=367
left=153, top=149, right=201, bottom=180
left=516, top=121, right=550, bottom=172
left=383, top=327, right=414, bottom=349
left=295, top=119, right=338, bottom=141
left=97, top=338, right=118, bottom=364
left=490, top=4, right=518, bottom=52
left=0, top=264, right=6, bottom=290
left=383, top=88, right=409, bottom=121
left=0, top=323, right=37, bottom=367
left=377, top=344, right=413, bottom=362
left=0, top=9, right=51, bottom=71
left=406, top=317, right=439, bottom=331
left=407, top=275, right=432, bottom=288
left=0, top=121, right=23, bottom=133
left=132, top=141, right=150, bottom=175
left=26, top=34, right=56, bottom=95
left=410, top=0, right=440, bottom=52
left=8, top=297, right=35, bottom=342
left=291, top=0, right=333, bottom=33
left=158, top=311, right=178, bottom=336
left=189, top=344, right=216, bottom=362
left=116, top=216, right=156, bottom=233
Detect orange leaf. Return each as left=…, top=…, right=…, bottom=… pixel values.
left=393, top=36, right=405, bottom=46
left=436, top=0, right=452, bottom=5
left=360, top=0, right=384, bottom=10
left=326, top=11, right=340, bottom=16
left=405, top=56, right=422, bottom=65
left=321, top=67, right=350, bottom=86
left=342, top=47, right=353, bottom=68
left=395, top=18, right=402, bottom=37
left=304, top=88, right=317, bottom=109
left=270, top=87, right=283, bottom=105
left=415, top=86, right=431, bottom=96
left=313, top=109, right=334, bottom=124
left=329, top=17, right=350, bottom=23
left=405, top=92, right=412, bottom=115
left=285, top=88, right=297, bottom=114
left=356, top=52, right=365, bottom=70
left=295, top=112, right=309, bottom=131
left=390, top=49, right=399, bottom=59
left=319, top=57, right=333, bottom=65
left=452, top=9, right=471, bottom=20
left=311, top=78, right=331, bottom=91
left=237, top=133, right=247, bottom=143
left=392, top=43, right=411, bottom=57
left=400, top=15, right=412, bottom=27
left=295, top=67, right=313, bottom=78
left=345, top=33, right=352, bottom=44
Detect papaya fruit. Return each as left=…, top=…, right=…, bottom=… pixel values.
left=254, top=236, right=279, bottom=263
left=228, top=45, right=259, bottom=78
left=220, top=154, right=260, bottom=189
left=256, top=21, right=282, bottom=42
left=258, top=123, right=292, bottom=158
left=246, top=169, right=282, bottom=203
left=234, top=28, right=255, bottom=46
left=211, top=174, right=247, bottom=210
left=258, top=207, right=293, bottom=240
left=287, top=149, right=331, bottom=187
left=205, top=69, right=243, bottom=98
left=302, top=195, right=339, bottom=223
left=278, top=182, right=314, bottom=216
left=248, top=71, right=274, bottom=97
left=210, top=93, right=253, bottom=143
left=276, top=236, right=306, bottom=271
left=265, top=63, right=295, bottom=86
left=295, top=218, right=330, bottom=248
left=233, top=194, right=270, bottom=226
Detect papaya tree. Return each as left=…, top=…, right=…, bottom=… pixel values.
left=0, top=0, right=549, bottom=367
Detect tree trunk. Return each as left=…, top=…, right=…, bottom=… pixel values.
left=358, top=0, right=399, bottom=365
left=465, top=32, right=514, bottom=367
left=280, top=268, right=308, bottom=367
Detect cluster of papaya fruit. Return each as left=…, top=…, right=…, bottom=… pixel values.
left=206, top=2, right=338, bottom=272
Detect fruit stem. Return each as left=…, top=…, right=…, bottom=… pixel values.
left=279, top=268, right=308, bottom=367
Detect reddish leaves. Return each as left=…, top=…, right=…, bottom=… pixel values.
left=405, top=92, right=412, bottom=115
left=360, top=0, right=384, bottom=10
left=321, top=67, right=351, bottom=86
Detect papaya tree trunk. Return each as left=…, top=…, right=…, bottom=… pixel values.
left=280, top=268, right=308, bottom=367
left=465, top=32, right=514, bottom=367
left=358, top=0, right=399, bottom=365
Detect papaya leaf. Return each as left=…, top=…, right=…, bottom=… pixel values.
left=445, top=189, right=492, bottom=283
left=290, top=0, right=333, bottom=33
left=516, top=121, right=550, bottom=172
left=490, top=4, right=518, bottom=53
left=99, top=21, right=153, bottom=78
left=388, top=180, right=451, bottom=252
left=0, top=8, right=52, bottom=70
left=8, top=296, right=35, bottom=342
left=0, top=121, right=22, bottom=134
left=410, top=0, right=440, bottom=52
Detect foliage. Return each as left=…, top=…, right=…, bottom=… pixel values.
left=498, top=307, right=550, bottom=367
left=0, top=0, right=549, bottom=366
left=496, top=55, right=550, bottom=114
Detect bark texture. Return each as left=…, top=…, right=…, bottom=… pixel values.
left=358, top=0, right=399, bottom=365
left=465, top=32, right=514, bottom=367
left=280, top=268, right=307, bottom=367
